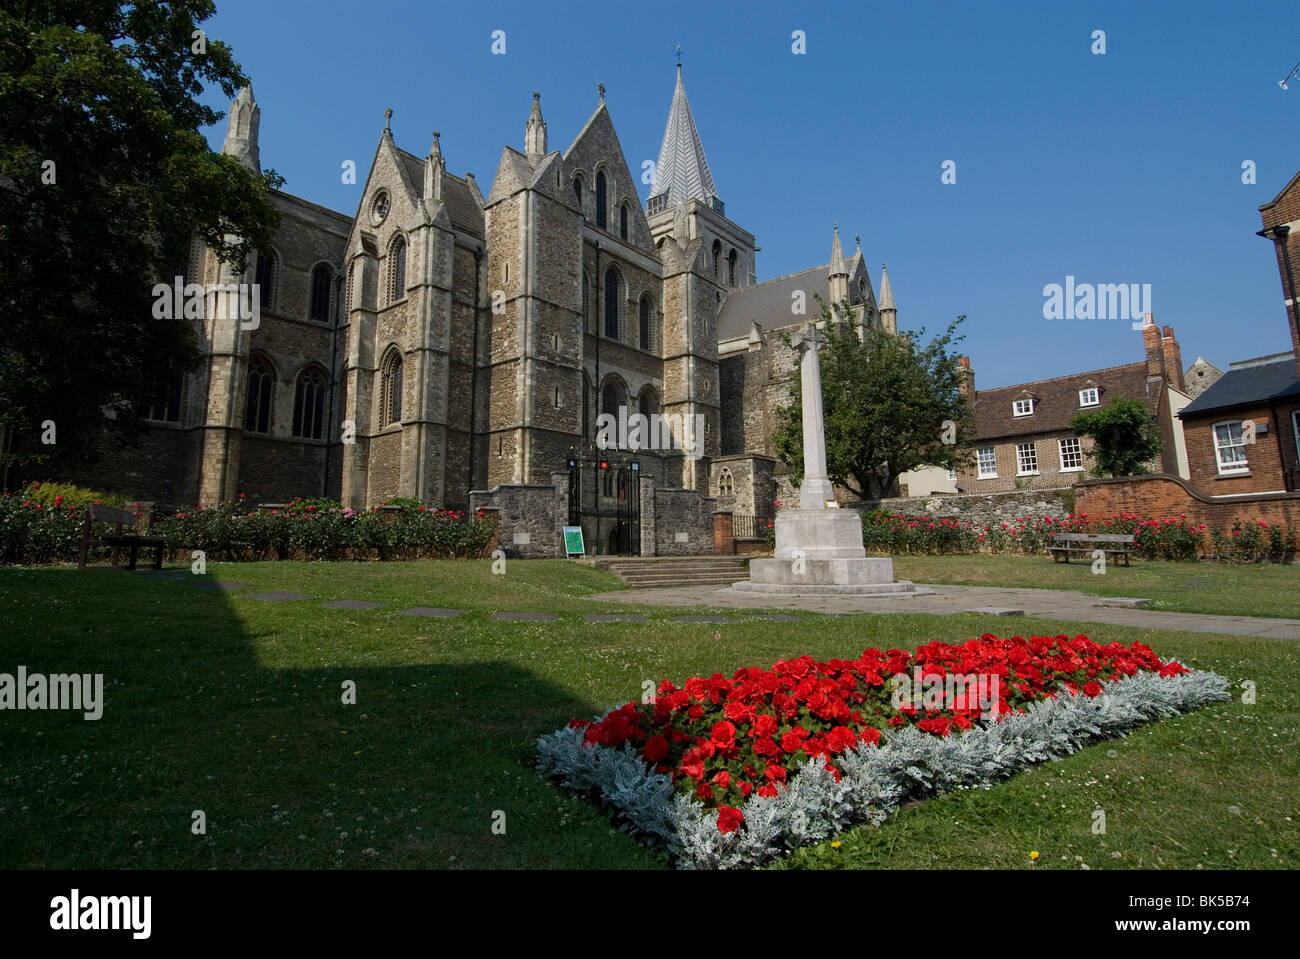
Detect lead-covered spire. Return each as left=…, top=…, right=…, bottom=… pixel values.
left=648, top=64, right=720, bottom=211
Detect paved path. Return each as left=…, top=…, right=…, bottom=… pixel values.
left=586, top=583, right=1300, bottom=639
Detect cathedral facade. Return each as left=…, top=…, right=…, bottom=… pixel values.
left=90, top=68, right=902, bottom=532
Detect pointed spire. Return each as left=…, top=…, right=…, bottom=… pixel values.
left=424, top=130, right=444, bottom=202
left=879, top=264, right=897, bottom=334
left=648, top=64, right=720, bottom=211
left=525, top=91, right=547, bottom=160
left=878, top=263, right=895, bottom=310
left=829, top=224, right=848, bottom=277
left=222, top=85, right=260, bottom=173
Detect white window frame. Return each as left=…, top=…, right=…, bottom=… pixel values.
left=1012, top=398, right=1034, bottom=417
left=1078, top=388, right=1099, bottom=407
left=977, top=447, right=997, bottom=478
left=1016, top=442, right=1039, bottom=475
left=946, top=468, right=958, bottom=482
left=1058, top=436, right=1083, bottom=472
left=1212, top=420, right=1250, bottom=475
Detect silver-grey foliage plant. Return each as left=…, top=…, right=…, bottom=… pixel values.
left=536, top=669, right=1230, bottom=869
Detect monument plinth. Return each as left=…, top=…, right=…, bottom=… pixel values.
left=731, top=321, right=925, bottom=596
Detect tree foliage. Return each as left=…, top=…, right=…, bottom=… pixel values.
left=0, top=0, right=281, bottom=477
left=1069, top=397, right=1164, bottom=478
left=773, top=296, right=975, bottom=501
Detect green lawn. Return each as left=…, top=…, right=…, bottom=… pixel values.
left=0, top=559, right=1295, bottom=870
left=889, top=553, right=1300, bottom=619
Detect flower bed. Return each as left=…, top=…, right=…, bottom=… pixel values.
left=860, top=510, right=1292, bottom=563
left=0, top=489, right=494, bottom=565
left=537, top=634, right=1230, bottom=869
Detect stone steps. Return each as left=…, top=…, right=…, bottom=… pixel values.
left=593, top=556, right=752, bottom=587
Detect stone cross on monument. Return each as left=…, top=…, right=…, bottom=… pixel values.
left=791, top=321, right=835, bottom=509
left=731, top=323, right=924, bottom=596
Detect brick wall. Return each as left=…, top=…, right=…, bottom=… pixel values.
left=1183, top=403, right=1300, bottom=494
left=1074, top=474, right=1300, bottom=538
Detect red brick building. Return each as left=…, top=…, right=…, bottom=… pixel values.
left=956, top=318, right=1191, bottom=493
left=1177, top=355, right=1300, bottom=494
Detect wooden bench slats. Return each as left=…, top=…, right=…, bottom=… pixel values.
left=77, top=504, right=165, bottom=571
left=1048, top=531, right=1135, bottom=566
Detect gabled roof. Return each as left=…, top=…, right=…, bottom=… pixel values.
left=396, top=148, right=483, bottom=239
left=647, top=65, right=718, bottom=208
left=1179, top=354, right=1300, bottom=418
left=971, top=363, right=1157, bottom=441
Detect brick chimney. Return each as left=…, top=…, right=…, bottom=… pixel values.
left=1160, top=325, right=1184, bottom=392
left=958, top=356, right=975, bottom=399
left=1140, top=313, right=1167, bottom=383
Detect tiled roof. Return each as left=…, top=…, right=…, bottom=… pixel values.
left=397, top=149, right=484, bottom=239
left=971, top=362, right=1157, bottom=441
left=717, top=265, right=828, bottom=341
left=1179, top=355, right=1300, bottom=418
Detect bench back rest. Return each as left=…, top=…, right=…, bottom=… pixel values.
left=1051, top=532, right=1135, bottom=544
left=88, top=504, right=136, bottom=526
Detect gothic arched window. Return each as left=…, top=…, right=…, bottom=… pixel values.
left=255, top=251, right=276, bottom=309
left=712, top=240, right=721, bottom=278
left=389, top=235, right=407, bottom=304
left=718, top=468, right=734, bottom=496
left=619, top=204, right=628, bottom=241
left=380, top=348, right=403, bottom=426
left=639, top=294, right=653, bottom=351
left=728, top=249, right=738, bottom=286
left=573, top=174, right=584, bottom=207
left=604, top=267, right=620, bottom=339
left=638, top=387, right=659, bottom=419
left=244, top=354, right=275, bottom=434
left=309, top=264, right=332, bottom=323
left=595, top=171, right=607, bottom=228
left=292, top=365, right=328, bottom=440
left=601, top=383, right=619, bottom=418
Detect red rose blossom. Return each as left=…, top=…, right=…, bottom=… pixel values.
left=716, top=806, right=744, bottom=833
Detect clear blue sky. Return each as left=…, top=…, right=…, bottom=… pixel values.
left=200, top=0, right=1300, bottom=390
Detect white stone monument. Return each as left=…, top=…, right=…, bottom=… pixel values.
left=732, top=321, right=923, bottom=595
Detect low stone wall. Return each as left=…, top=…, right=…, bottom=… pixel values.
left=469, top=479, right=566, bottom=558
left=866, top=488, right=1074, bottom=527
left=1075, top=474, right=1300, bottom=537
left=642, top=478, right=717, bottom=555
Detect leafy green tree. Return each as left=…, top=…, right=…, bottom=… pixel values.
left=0, top=0, right=281, bottom=479
left=1069, top=397, right=1164, bottom=477
left=773, top=296, right=975, bottom=501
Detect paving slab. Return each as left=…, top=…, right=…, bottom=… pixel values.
left=1096, top=597, right=1153, bottom=609
left=965, top=607, right=1024, bottom=616
left=491, top=611, right=556, bottom=622
left=321, top=600, right=388, bottom=610
left=247, top=590, right=315, bottom=602
left=585, top=613, right=647, bottom=623
left=583, top=582, right=1300, bottom=639
left=397, top=607, right=468, bottom=618
left=675, top=615, right=731, bottom=623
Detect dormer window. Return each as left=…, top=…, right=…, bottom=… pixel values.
left=1013, top=398, right=1035, bottom=417
left=1078, top=388, right=1099, bottom=407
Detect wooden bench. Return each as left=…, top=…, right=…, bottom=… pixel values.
left=1048, top=532, right=1135, bottom=567
left=77, top=504, right=166, bottom=571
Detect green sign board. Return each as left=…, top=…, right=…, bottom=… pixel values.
left=562, top=526, right=585, bottom=558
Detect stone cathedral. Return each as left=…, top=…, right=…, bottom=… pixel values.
left=92, top=67, right=902, bottom=540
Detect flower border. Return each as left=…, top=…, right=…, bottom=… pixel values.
left=537, top=668, right=1231, bottom=869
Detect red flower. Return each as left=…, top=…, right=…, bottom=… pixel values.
left=643, top=735, right=669, bottom=763
left=1082, top=682, right=1103, bottom=697
left=754, top=714, right=778, bottom=738
left=711, top=770, right=731, bottom=789
left=710, top=721, right=736, bottom=750
left=756, top=785, right=778, bottom=798
left=716, top=806, right=744, bottom=833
